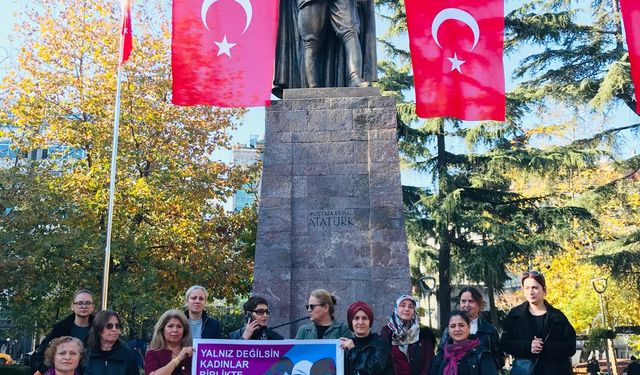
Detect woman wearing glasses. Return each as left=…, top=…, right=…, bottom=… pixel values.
left=499, top=271, right=576, bottom=375
left=83, top=310, right=139, bottom=375
left=229, top=296, right=284, bottom=340
left=379, top=294, right=435, bottom=375
left=145, top=310, right=193, bottom=375
left=295, top=289, right=351, bottom=340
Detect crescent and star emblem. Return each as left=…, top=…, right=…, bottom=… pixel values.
left=201, top=0, right=253, bottom=57
left=431, top=8, right=480, bottom=74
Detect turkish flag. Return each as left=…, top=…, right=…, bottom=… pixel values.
left=405, top=0, right=505, bottom=121
left=120, top=0, right=132, bottom=65
left=621, top=0, right=640, bottom=112
left=172, top=0, right=278, bottom=107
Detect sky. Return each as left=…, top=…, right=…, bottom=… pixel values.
left=1, top=0, right=638, bottom=188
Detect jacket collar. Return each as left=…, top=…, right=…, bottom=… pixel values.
left=184, top=308, right=210, bottom=322
left=511, top=300, right=559, bottom=317
left=476, top=317, right=495, bottom=333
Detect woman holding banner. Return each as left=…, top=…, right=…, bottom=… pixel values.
left=380, top=294, right=435, bottom=375
left=295, top=289, right=352, bottom=340
left=340, top=301, right=394, bottom=374
left=145, top=310, right=193, bottom=375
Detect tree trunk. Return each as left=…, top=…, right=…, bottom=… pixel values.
left=436, top=118, right=451, bottom=331
left=487, top=279, right=498, bottom=327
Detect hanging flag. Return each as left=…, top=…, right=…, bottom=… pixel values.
left=405, top=0, right=505, bottom=121
left=620, top=0, right=640, bottom=112
left=120, top=0, right=132, bottom=65
left=172, top=0, right=278, bottom=107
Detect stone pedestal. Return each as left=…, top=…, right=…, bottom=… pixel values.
left=253, top=88, right=411, bottom=337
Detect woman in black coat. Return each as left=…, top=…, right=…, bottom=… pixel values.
left=340, top=301, right=394, bottom=375
left=499, top=271, right=576, bottom=375
left=430, top=311, right=498, bottom=375
left=83, top=310, right=139, bottom=375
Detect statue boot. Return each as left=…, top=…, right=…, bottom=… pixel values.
left=344, top=37, right=370, bottom=87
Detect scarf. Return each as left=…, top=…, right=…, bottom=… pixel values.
left=443, top=338, right=480, bottom=375
left=387, top=310, right=420, bottom=356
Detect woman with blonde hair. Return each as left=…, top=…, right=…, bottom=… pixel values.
left=144, top=309, right=193, bottom=375
left=295, top=289, right=351, bottom=340
left=43, top=336, right=84, bottom=375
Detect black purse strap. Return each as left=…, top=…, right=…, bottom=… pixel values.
left=531, top=326, right=553, bottom=373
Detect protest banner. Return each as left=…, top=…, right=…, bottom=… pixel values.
left=192, top=339, right=344, bottom=375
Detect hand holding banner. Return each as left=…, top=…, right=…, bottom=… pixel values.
left=193, top=339, right=344, bottom=375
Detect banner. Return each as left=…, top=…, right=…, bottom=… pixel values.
left=620, top=0, right=640, bottom=112
left=171, top=0, right=278, bottom=107
left=193, top=339, right=344, bottom=375
left=405, top=0, right=505, bottom=121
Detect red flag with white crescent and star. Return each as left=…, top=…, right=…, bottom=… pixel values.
left=621, top=0, right=640, bottom=112
left=171, top=0, right=278, bottom=107
left=405, top=0, right=505, bottom=121
left=120, top=0, right=132, bottom=65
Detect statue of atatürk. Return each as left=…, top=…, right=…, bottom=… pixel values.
left=273, top=0, right=377, bottom=96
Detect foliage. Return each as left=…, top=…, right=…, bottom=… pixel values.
left=584, top=327, right=616, bottom=353
left=376, top=0, right=604, bottom=329
left=0, top=0, right=259, bottom=337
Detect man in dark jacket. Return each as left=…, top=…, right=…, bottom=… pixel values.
left=184, top=285, right=222, bottom=339
left=229, top=296, right=284, bottom=340
left=31, top=289, right=95, bottom=374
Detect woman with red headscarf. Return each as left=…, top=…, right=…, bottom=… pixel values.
left=340, top=301, right=394, bottom=375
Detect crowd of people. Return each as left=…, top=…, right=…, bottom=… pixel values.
left=31, top=271, right=584, bottom=375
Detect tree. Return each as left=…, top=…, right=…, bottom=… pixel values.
left=377, top=0, right=600, bottom=329
left=0, top=0, right=259, bottom=337
left=505, top=0, right=640, bottom=300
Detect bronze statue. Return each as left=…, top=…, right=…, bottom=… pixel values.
left=273, top=0, right=377, bottom=95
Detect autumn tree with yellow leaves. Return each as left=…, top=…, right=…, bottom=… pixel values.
left=0, top=0, right=259, bottom=336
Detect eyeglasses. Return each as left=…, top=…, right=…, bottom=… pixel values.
left=73, top=301, right=94, bottom=307
left=522, top=271, right=543, bottom=278
left=252, top=309, right=269, bottom=316
left=305, top=304, right=325, bottom=311
left=105, top=323, right=122, bottom=330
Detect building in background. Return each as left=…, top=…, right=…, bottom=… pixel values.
left=232, top=134, right=263, bottom=211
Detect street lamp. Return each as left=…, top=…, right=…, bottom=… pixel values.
left=591, top=277, right=617, bottom=375
left=419, top=276, right=437, bottom=328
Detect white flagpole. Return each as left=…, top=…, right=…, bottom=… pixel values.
left=102, top=62, right=124, bottom=310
